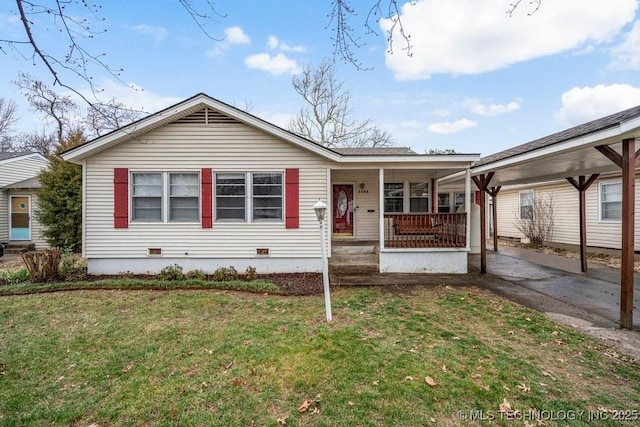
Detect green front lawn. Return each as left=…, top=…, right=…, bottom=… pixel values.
left=1, top=285, right=638, bottom=426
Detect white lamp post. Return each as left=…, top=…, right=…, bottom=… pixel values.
left=313, top=199, right=332, bottom=322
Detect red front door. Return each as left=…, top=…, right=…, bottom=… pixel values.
left=332, top=184, right=354, bottom=235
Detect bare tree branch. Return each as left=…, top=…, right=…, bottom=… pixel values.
left=328, top=0, right=413, bottom=69
left=15, top=72, right=77, bottom=144
left=506, top=0, right=542, bottom=17
left=178, top=0, right=226, bottom=40
left=288, top=59, right=394, bottom=148
left=0, top=98, right=18, bottom=139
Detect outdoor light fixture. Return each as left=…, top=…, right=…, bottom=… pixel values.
left=313, top=199, right=332, bottom=322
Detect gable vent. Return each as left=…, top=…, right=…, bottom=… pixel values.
left=174, top=108, right=240, bottom=125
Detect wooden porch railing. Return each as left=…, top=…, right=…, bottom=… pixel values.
left=383, top=213, right=467, bottom=248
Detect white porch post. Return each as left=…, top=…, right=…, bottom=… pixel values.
left=465, top=167, right=471, bottom=250
left=379, top=168, right=385, bottom=250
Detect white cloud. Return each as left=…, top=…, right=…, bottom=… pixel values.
left=268, top=35, right=279, bottom=49
left=244, top=52, right=301, bottom=75
left=382, top=0, right=638, bottom=80
left=267, top=35, right=307, bottom=53
left=610, top=19, right=640, bottom=70
left=468, top=100, right=520, bottom=117
left=225, top=26, right=251, bottom=45
left=556, top=83, right=640, bottom=125
left=207, top=26, right=251, bottom=56
left=131, top=24, right=168, bottom=42
left=427, top=119, right=477, bottom=134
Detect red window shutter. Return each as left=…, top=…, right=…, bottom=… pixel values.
left=285, top=168, right=299, bottom=229
left=202, top=168, right=213, bottom=228
left=114, top=168, right=129, bottom=228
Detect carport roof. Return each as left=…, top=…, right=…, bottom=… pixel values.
left=468, top=104, right=640, bottom=186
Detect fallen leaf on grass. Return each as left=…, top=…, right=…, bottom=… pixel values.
left=298, top=400, right=312, bottom=413
left=542, top=371, right=556, bottom=381
left=404, top=376, right=414, bottom=381
left=311, top=407, right=320, bottom=415
left=348, top=401, right=355, bottom=406
left=499, top=398, right=512, bottom=413
left=276, top=416, right=287, bottom=426
left=372, top=380, right=379, bottom=386
left=425, top=376, right=437, bottom=387
left=517, top=383, right=530, bottom=392
left=441, top=365, right=448, bottom=372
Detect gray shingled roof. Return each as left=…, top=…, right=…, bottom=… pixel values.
left=334, top=147, right=416, bottom=155
left=0, top=151, right=35, bottom=161
left=474, top=104, right=640, bottom=167
left=3, top=177, right=41, bottom=189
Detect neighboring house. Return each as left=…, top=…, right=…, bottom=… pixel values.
left=493, top=173, right=640, bottom=251
left=61, top=93, right=479, bottom=275
left=0, top=152, right=49, bottom=249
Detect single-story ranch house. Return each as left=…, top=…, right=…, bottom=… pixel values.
left=61, top=93, right=480, bottom=275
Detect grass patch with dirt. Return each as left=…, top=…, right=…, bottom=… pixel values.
left=1, top=286, right=639, bottom=426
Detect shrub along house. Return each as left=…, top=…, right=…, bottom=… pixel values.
left=61, top=94, right=479, bottom=275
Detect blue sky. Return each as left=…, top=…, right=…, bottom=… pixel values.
left=2, top=0, right=640, bottom=156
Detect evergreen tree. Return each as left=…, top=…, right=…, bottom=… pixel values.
left=35, top=131, right=84, bottom=251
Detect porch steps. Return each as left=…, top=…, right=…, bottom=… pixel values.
left=3, top=242, right=35, bottom=254
left=330, top=241, right=379, bottom=275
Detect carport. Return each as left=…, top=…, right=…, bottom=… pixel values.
left=450, top=106, right=640, bottom=329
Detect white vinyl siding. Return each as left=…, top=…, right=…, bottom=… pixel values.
left=496, top=175, right=640, bottom=251
left=83, top=120, right=330, bottom=259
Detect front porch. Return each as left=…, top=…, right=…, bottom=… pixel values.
left=328, top=166, right=474, bottom=273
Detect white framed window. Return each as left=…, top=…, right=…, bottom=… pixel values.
left=519, top=190, right=534, bottom=220
left=437, top=193, right=451, bottom=213
left=454, top=192, right=465, bottom=212
left=131, top=172, right=200, bottom=223
left=132, top=172, right=163, bottom=221
left=252, top=173, right=283, bottom=221
left=169, top=173, right=200, bottom=221
left=599, top=181, right=622, bottom=221
left=215, top=172, right=283, bottom=222
left=409, top=182, right=429, bottom=212
left=384, top=183, right=404, bottom=213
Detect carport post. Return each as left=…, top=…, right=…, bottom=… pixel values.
left=566, top=175, right=599, bottom=273
left=596, top=138, right=638, bottom=329
left=472, top=172, right=494, bottom=274
left=487, top=186, right=501, bottom=252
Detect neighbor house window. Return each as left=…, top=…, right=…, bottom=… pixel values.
left=409, top=182, right=429, bottom=212
left=169, top=173, right=199, bottom=221
left=131, top=172, right=200, bottom=222
left=384, top=183, right=404, bottom=212
left=132, top=172, right=163, bottom=221
left=600, top=181, right=622, bottom=221
left=215, top=172, right=283, bottom=222
left=519, top=190, right=534, bottom=220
